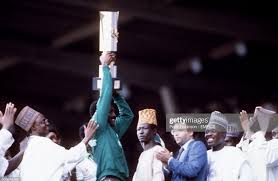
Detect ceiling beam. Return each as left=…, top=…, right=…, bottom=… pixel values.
left=0, top=40, right=242, bottom=94
left=52, top=21, right=99, bottom=48
left=51, top=0, right=278, bottom=46
left=0, top=40, right=172, bottom=90
left=133, top=8, right=277, bottom=45
left=0, top=56, right=22, bottom=71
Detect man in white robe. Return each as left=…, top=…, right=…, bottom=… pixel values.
left=237, top=107, right=277, bottom=181
left=244, top=131, right=278, bottom=181
left=14, top=106, right=98, bottom=181
left=0, top=102, right=17, bottom=177
left=0, top=129, right=14, bottom=177
left=133, top=144, right=164, bottom=181
left=205, top=111, right=254, bottom=181
left=265, top=137, right=278, bottom=181
left=133, top=109, right=164, bottom=181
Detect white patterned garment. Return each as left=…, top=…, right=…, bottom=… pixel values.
left=20, top=135, right=87, bottom=181
left=133, top=145, right=164, bottom=181
left=238, top=131, right=278, bottom=181
left=0, top=129, right=14, bottom=177
left=265, top=138, right=278, bottom=181
left=76, top=153, right=97, bottom=181
left=238, top=131, right=266, bottom=181
left=207, top=146, right=254, bottom=181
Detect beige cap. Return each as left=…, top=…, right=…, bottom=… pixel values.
left=138, top=109, right=157, bottom=126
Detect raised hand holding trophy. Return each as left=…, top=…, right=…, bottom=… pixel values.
left=93, top=11, right=121, bottom=90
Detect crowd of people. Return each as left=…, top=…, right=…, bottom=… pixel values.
left=1, top=52, right=278, bottom=181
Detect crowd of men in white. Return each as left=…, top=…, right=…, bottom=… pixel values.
left=1, top=101, right=278, bottom=181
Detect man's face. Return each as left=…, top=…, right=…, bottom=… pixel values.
left=272, top=131, right=278, bottom=139
left=205, top=124, right=226, bottom=148
left=137, top=123, right=155, bottom=143
left=224, top=136, right=238, bottom=146
left=171, top=124, right=193, bottom=146
left=32, top=114, right=49, bottom=136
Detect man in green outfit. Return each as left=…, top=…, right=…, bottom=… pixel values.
left=89, top=52, right=134, bottom=181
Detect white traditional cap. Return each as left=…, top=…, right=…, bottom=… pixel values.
left=15, top=106, right=41, bottom=132
left=208, top=111, right=228, bottom=130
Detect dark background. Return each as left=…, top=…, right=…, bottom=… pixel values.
left=1, top=0, right=278, bottom=179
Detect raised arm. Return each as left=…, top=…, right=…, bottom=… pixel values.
left=0, top=103, right=17, bottom=156
left=0, top=103, right=17, bottom=177
left=5, top=151, right=24, bottom=175
left=113, top=91, right=134, bottom=138
left=92, top=52, right=115, bottom=129
left=61, top=120, right=98, bottom=174
left=239, top=110, right=254, bottom=140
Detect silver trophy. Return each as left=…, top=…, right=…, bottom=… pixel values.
left=93, top=11, right=121, bottom=90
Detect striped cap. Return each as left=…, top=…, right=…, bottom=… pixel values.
left=208, top=111, right=228, bottom=130
left=15, top=106, right=41, bottom=132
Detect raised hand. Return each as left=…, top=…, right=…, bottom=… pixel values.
left=99, top=52, right=116, bottom=66
left=239, top=110, right=249, bottom=133
left=155, top=147, right=172, bottom=163
left=82, top=120, right=99, bottom=145
left=0, top=102, right=17, bottom=130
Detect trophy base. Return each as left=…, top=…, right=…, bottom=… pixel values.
left=92, top=77, right=121, bottom=90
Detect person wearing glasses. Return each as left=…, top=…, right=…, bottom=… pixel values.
left=16, top=106, right=98, bottom=181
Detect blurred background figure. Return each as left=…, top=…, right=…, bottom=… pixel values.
left=272, top=126, right=278, bottom=139
left=225, top=123, right=242, bottom=147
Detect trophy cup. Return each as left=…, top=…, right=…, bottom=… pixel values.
left=93, top=11, right=121, bottom=90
